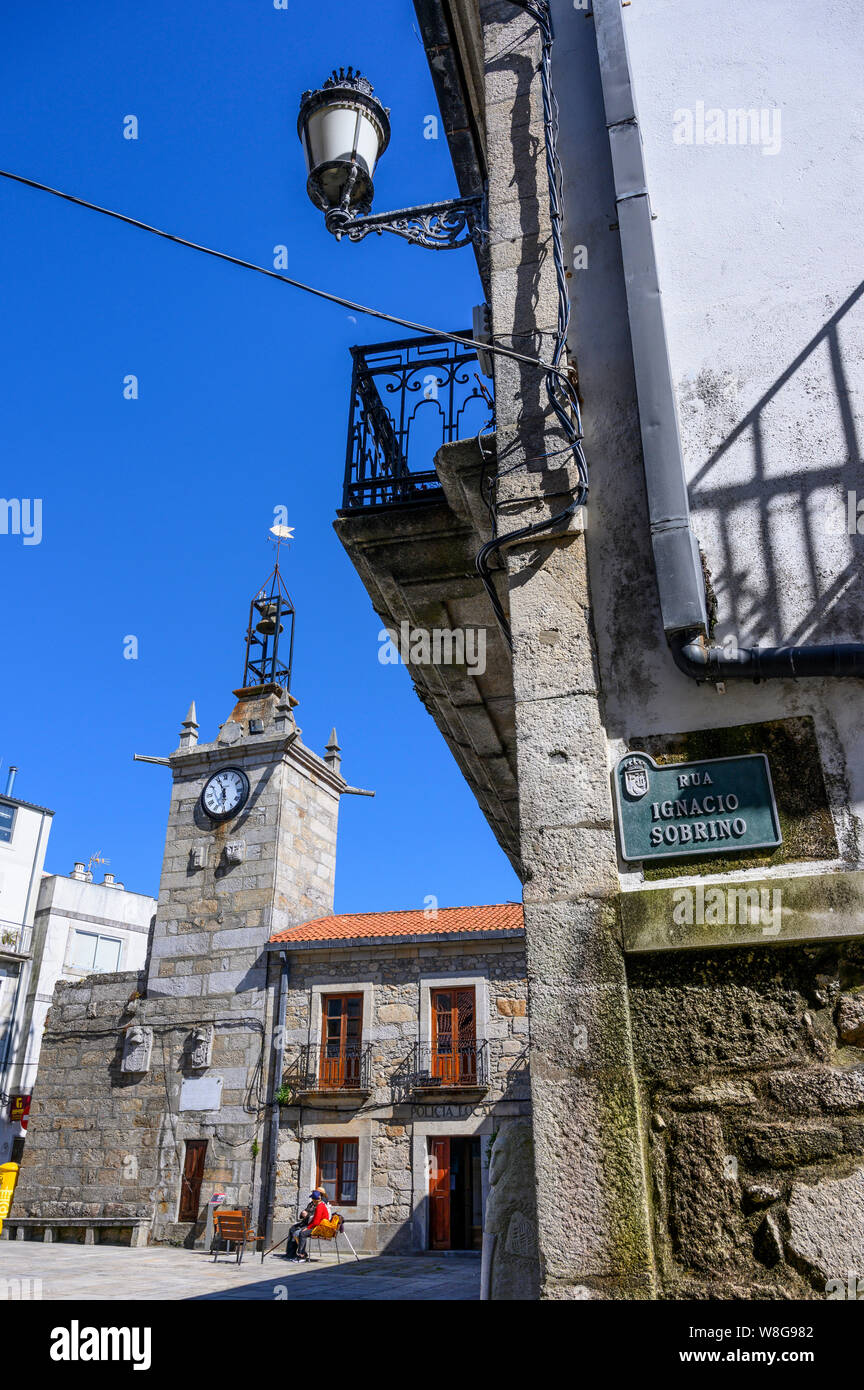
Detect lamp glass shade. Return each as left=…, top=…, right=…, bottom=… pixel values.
left=298, top=70, right=390, bottom=215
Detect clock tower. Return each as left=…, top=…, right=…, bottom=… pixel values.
left=147, top=562, right=346, bottom=1008
left=132, top=559, right=358, bottom=1240
left=13, top=549, right=371, bottom=1246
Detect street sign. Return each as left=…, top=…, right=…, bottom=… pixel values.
left=614, top=751, right=782, bottom=863
left=9, top=1094, right=31, bottom=1130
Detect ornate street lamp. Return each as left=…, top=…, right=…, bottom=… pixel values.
left=298, top=68, right=484, bottom=250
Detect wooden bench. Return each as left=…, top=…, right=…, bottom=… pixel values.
left=211, top=1208, right=258, bottom=1266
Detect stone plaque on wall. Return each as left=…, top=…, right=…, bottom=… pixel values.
left=121, top=1025, right=153, bottom=1074
left=179, top=1075, right=223, bottom=1112
left=187, top=1024, right=214, bottom=1070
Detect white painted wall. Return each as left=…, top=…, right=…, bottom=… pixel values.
left=0, top=798, right=52, bottom=944
left=0, top=795, right=52, bottom=1153
left=551, top=0, right=864, bottom=878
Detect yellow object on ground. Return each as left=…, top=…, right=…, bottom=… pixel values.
left=0, top=1162, right=19, bottom=1234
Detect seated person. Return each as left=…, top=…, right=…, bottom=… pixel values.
left=294, top=1188, right=332, bottom=1261
left=284, top=1191, right=321, bottom=1260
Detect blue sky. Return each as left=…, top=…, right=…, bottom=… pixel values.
left=0, top=0, right=520, bottom=909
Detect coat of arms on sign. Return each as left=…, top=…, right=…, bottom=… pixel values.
left=621, top=756, right=650, bottom=800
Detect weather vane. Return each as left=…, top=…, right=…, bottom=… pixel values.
left=269, top=521, right=295, bottom=571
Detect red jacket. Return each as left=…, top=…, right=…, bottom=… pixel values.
left=308, top=1200, right=330, bottom=1229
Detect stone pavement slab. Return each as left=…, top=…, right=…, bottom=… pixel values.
left=0, top=1243, right=480, bottom=1301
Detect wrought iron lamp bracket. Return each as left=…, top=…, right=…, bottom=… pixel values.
left=325, top=194, right=486, bottom=250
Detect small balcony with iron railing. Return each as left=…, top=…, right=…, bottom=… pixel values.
left=333, top=331, right=520, bottom=875
left=341, top=332, right=492, bottom=511
left=283, top=1043, right=372, bottom=1105
left=0, top=922, right=32, bottom=961
left=409, top=1041, right=489, bottom=1096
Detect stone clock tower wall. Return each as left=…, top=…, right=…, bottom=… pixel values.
left=147, top=687, right=343, bottom=1003
left=10, top=687, right=349, bottom=1247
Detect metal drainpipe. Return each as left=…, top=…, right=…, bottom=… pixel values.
left=262, top=949, right=289, bottom=1251
left=592, top=0, right=864, bottom=683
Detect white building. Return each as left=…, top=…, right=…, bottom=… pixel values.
left=0, top=765, right=156, bottom=1163
left=0, top=768, right=54, bottom=1157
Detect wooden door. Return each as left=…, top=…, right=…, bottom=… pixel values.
left=429, top=1137, right=450, bottom=1249
left=179, top=1139, right=207, bottom=1222
left=431, top=987, right=476, bottom=1084
left=320, top=994, right=362, bottom=1088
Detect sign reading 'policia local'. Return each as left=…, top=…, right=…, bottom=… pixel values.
left=614, top=751, right=782, bottom=862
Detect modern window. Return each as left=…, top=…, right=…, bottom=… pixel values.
left=431, top=986, right=477, bottom=1084
left=319, top=993, right=363, bottom=1089
left=0, top=803, right=15, bottom=844
left=317, top=1138, right=359, bottom=1206
left=69, top=930, right=122, bottom=974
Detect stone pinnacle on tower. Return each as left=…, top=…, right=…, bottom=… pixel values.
left=324, top=728, right=342, bottom=774
left=179, top=700, right=199, bottom=749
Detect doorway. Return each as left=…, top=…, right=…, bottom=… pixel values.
left=179, top=1139, right=207, bottom=1222
left=428, top=1136, right=482, bottom=1250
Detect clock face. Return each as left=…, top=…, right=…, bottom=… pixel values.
left=201, top=767, right=249, bottom=822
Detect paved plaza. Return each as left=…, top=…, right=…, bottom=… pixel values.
left=0, top=1242, right=480, bottom=1301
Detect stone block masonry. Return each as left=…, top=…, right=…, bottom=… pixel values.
left=477, top=0, right=655, bottom=1298
left=9, top=969, right=269, bottom=1246
left=629, top=941, right=864, bottom=1298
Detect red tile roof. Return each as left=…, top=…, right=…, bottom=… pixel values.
left=270, top=903, right=523, bottom=944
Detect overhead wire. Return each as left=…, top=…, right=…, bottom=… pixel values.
left=0, top=166, right=570, bottom=384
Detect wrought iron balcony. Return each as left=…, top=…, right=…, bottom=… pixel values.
left=285, top=1044, right=372, bottom=1096
left=342, top=333, right=493, bottom=511
left=409, top=1041, right=489, bottom=1092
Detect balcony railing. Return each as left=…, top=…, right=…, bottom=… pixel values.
left=342, top=333, right=493, bottom=511
left=287, top=1044, right=372, bottom=1095
left=0, top=922, right=31, bottom=957
left=410, top=1041, right=489, bottom=1091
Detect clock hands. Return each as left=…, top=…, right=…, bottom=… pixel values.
left=201, top=768, right=248, bottom=820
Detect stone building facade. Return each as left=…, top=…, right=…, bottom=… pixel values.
left=7, top=671, right=355, bottom=1247
left=5, top=654, right=532, bottom=1285
left=332, top=0, right=864, bottom=1299
left=8, top=0, right=864, bottom=1302
left=268, top=905, right=530, bottom=1271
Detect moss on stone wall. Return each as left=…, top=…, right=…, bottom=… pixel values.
left=629, top=717, right=837, bottom=880
left=627, top=941, right=864, bottom=1298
